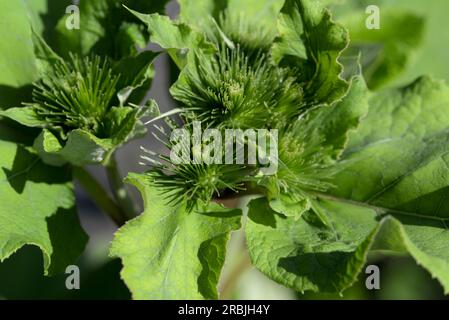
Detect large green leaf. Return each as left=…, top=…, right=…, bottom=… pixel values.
left=335, top=76, right=449, bottom=202
left=246, top=196, right=380, bottom=293
left=272, top=0, right=349, bottom=104
left=0, top=140, right=87, bottom=275
left=0, top=0, right=67, bottom=90
left=0, top=25, right=60, bottom=110
left=247, top=76, right=449, bottom=294
left=330, top=76, right=449, bottom=292
left=0, top=0, right=37, bottom=87
left=110, top=173, right=242, bottom=299
left=113, top=50, right=159, bottom=105
left=248, top=194, right=449, bottom=294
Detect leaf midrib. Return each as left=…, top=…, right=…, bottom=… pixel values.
left=311, top=191, right=449, bottom=223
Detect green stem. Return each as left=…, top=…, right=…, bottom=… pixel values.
left=73, top=166, right=127, bottom=226
left=105, top=154, right=137, bottom=220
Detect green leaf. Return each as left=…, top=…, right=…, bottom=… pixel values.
left=0, top=140, right=87, bottom=275
left=31, top=105, right=149, bottom=166
left=249, top=76, right=449, bottom=294
left=22, top=0, right=72, bottom=48
left=294, top=76, right=369, bottom=164
left=178, top=0, right=227, bottom=30
left=128, top=10, right=216, bottom=68
left=55, top=0, right=168, bottom=59
left=246, top=196, right=380, bottom=293
left=332, top=0, right=449, bottom=87
left=0, top=27, right=59, bottom=110
left=0, top=0, right=37, bottom=87
left=103, top=105, right=152, bottom=145
left=110, top=173, right=242, bottom=299
left=0, top=30, right=63, bottom=112
left=335, top=76, right=449, bottom=202
left=329, top=76, right=449, bottom=292
left=0, top=119, right=39, bottom=145
left=370, top=216, right=449, bottom=294
left=251, top=192, right=449, bottom=294
left=272, top=0, right=349, bottom=104
left=33, top=129, right=109, bottom=167
left=339, top=9, right=425, bottom=89
left=269, top=193, right=311, bottom=220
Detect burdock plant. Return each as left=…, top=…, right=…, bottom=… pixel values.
left=2, top=0, right=449, bottom=301
left=172, top=45, right=304, bottom=129
left=0, top=29, right=159, bottom=223
left=1, top=35, right=158, bottom=167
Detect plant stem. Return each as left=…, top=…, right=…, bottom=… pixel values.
left=220, top=245, right=252, bottom=300
left=105, top=154, right=137, bottom=220
left=73, top=166, right=127, bottom=226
